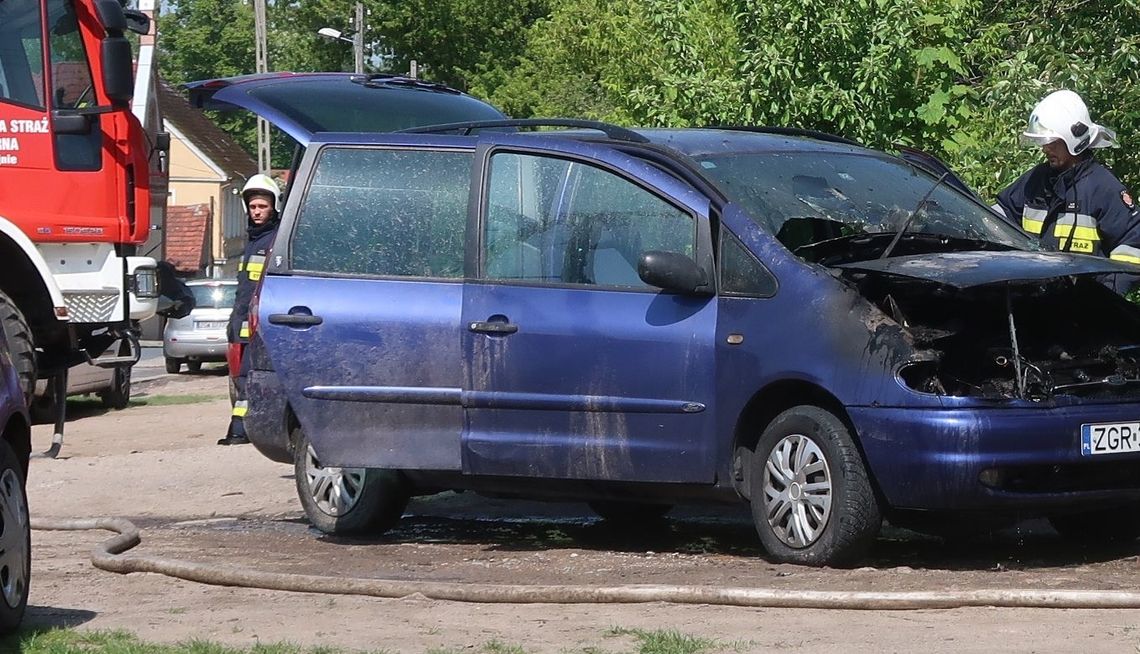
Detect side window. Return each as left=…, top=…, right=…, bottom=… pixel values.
left=720, top=230, right=778, bottom=297
left=484, top=151, right=695, bottom=288
left=0, top=0, right=46, bottom=108
left=46, top=0, right=96, bottom=110
left=46, top=0, right=101, bottom=170
left=292, top=147, right=472, bottom=278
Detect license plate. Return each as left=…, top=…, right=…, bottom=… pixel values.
left=1081, top=422, right=1140, bottom=456
left=195, top=321, right=226, bottom=330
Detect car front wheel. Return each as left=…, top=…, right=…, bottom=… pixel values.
left=0, top=439, right=29, bottom=634
left=750, top=405, right=881, bottom=566
left=293, top=427, right=408, bottom=536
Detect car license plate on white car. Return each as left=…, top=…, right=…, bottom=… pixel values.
left=1081, top=422, right=1140, bottom=456
left=195, top=321, right=226, bottom=330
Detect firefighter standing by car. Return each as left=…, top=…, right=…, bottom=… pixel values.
left=218, top=174, right=282, bottom=446
left=996, top=89, right=1140, bottom=293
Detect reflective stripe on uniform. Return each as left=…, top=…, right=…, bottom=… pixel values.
left=239, top=321, right=250, bottom=338
left=1110, top=244, right=1140, bottom=265
left=1021, top=207, right=1047, bottom=235
left=245, top=255, right=266, bottom=281
left=232, top=400, right=248, bottom=417
left=1053, top=212, right=1100, bottom=242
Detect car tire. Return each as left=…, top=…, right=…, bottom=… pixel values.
left=1049, top=508, right=1140, bottom=543
left=165, top=357, right=181, bottom=374
left=750, top=405, right=881, bottom=566
left=186, top=361, right=202, bottom=373
left=293, top=427, right=408, bottom=536
left=0, top=438, right=29, bottom=634
left=100, top=366, right=131, bottom=410
left=588, top=501, right=672, bottom=523
left=0, top=291, right=36, bottom=406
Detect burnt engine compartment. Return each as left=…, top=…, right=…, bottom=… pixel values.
left=849, top=272, right=1140, bottom=400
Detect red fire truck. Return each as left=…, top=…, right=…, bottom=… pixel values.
left=0, top=0, right=166, bottom=428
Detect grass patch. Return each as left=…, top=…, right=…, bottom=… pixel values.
left=605, top=628, right=718, bottom=654
left=131, top=393, right=223, bottom=407
left=481, top=640, right=527, bottom=654
left=2, top=628, right=393, bottom=654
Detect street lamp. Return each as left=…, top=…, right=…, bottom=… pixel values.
left=317, top=3, right=365, bottom=74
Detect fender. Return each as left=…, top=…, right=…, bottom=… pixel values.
left=0, top=214, right=69, bottom=321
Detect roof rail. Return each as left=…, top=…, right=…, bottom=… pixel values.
left=349, top=74, right=461, bottom=95
left=706, top=125, right=862, bottom=147
left=399, top=118, right=650, bottom=144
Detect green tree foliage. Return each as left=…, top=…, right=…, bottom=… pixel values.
left=494, top=0, right=1140, bottom=197
left=157, top=0, right=1140, bottom=198
left=370, top=0, right=548, bottom=92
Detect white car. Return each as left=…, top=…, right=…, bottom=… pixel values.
left=162, top=279, right=236, bottom=373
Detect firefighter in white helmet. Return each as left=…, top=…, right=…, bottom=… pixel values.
left=996, top=90, right=1140, bottom=292
left=219, top=173, right=282, bottom=445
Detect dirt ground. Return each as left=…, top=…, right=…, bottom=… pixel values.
left=21, top=366, right=1140, bottom=653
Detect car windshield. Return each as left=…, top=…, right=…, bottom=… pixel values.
left=695, top=151, right=1038, bottom=263
left=190, top=284, right=236, bottom=309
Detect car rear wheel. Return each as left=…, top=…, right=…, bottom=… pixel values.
left=100, top=366, right=131, bottom=410
left=750, top=405, right=881, bottom=566
left=1049, top=507, right=1140, bottom=543
left=0, top=438, right=29, bottom=634
left=293, top=427, right=408, bottom=536
left=164, top=357, right=181, bottom=374
left=588, top=501, right=672, bottom=523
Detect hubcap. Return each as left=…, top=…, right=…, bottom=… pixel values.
left=303, top=444, right=365, bottom=517
left=762, top=433, right=833, bottom=548
left=0, top=468, right=27, bottom=609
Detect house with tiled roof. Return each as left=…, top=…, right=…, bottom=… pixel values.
left=159, top=80, right=257, bottom=278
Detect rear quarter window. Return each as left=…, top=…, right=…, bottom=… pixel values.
left=291, top=147, right=472, bottom=278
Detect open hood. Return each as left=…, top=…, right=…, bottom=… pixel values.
left=184, top=72, right=506, bottom=145
left=838, top=250, right=1139, bottom=289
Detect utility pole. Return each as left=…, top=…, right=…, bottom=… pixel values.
left=353, top=2, right=364, bottom=74
left=254, top=0, right=271, bottom=171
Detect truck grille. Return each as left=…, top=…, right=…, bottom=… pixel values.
left=64, top=291, right=118, bottom=323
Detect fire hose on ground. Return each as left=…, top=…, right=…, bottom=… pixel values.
left=28, top=517, right=1140, bottom=610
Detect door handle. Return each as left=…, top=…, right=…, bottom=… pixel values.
left=268, top=313, right=323, bottom=327
left=469, top=321, right=518, bottom=335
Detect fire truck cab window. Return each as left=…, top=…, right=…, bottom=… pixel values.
left=0, top=0, right=47, bottom=109
left=45, top=0, right=96, bottom=110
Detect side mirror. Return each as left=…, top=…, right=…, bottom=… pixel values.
left=638, top=250, right=711, bottom=295
left=101, top=37, right=134, bottom=104
left=93, top=0, right=126, bottom=31
left=51, top=112, right=93, bottom=135
left=122, top=9, right=151, bottom=36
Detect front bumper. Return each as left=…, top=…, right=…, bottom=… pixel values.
left=850, top=403, right=1140, bottom=512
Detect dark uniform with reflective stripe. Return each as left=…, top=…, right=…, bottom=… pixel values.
left=224, top=222, right=277, bottom=437
left=997, top=158, right=1140, bottom=269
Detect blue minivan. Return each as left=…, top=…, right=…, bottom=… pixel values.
left=195, top=74, right=1140, bottom=565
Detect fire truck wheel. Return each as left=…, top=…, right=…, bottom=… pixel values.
left=0, top=292, right=36, bottom=405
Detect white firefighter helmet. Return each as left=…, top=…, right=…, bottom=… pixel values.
left=1020, top=90, right=1117, bottom=156
left=241, top=173, right=282, bottom=213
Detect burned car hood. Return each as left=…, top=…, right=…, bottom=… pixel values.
left=837, top=251, right=1139, bottom=288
